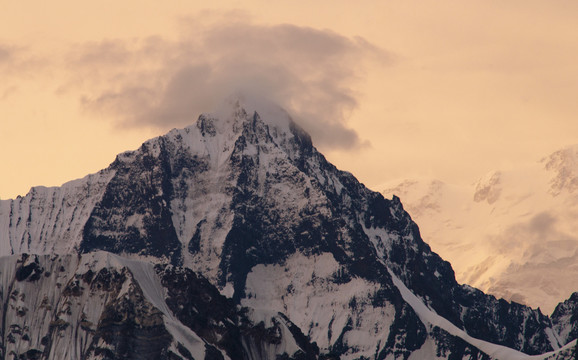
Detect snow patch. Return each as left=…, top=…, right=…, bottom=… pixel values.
left=243, top=252, right=396, bottom=360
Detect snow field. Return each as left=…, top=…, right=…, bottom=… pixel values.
left=243, top=252, right=396, bottom=359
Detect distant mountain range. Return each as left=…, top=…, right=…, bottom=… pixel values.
left=0, top=96, right=576, bottom=359
left=378, top=145, right=578, bottom=314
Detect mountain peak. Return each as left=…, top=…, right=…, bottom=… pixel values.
left=200, top=92, right=294, bottom=137
left=2, top=94, right=576, bottom=359
left=176, top=92, right=314, bottom=172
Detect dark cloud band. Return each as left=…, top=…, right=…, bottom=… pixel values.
left=70, top=16, right=390, bottom=150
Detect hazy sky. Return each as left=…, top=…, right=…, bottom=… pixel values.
left=2, top=1, right=578, bottom=199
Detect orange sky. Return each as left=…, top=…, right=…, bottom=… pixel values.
left=2, top=1, right=578, bottom=199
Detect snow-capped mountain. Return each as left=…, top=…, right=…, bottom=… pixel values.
left=1, top=96, right=577, bottom=359
left=378, top=146, right=578, bottom=314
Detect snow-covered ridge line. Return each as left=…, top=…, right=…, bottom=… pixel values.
left=387, top=267, right=571, bottom=360
left=0, top=169, right=115, bottom=256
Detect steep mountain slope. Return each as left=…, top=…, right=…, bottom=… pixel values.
left=378, top=146, right=578, bottom=314
left=552, top=292, right=578, bottom=347
left=0, top=170, right=114, bottom=256
left=1, top=96, right=576, bottom=359
left=0, top=252, right=318, bottom=360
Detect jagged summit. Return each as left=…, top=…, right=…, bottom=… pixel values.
left=180, top=93, right=305, bottom=151
left=0, top=97, right=315, bottom=264
left=207, top=93, right=296, bottom=134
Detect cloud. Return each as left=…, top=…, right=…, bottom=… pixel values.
left=69, top=40, right=132, bottom=67
left=0, top=45, right=12, bottom=63
left=70, top=16, right=390, bottom=150
left=0, top=43, right=48, bottom=83
left=481, top=210, right=578, bottom=311
left=1, top=85, right=17, bottom=100
left=0, top=43, right=41, bottom=99
left=489, top=211, right=578, bottom=264
left=527, top=212, right=557, bottom=235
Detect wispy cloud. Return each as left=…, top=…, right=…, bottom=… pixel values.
left=490, top=211, right=578, bottom=262
left=0, top=43, right=46, bottom=100
left=0, top=44, right=13, bottom=63
left=68, top=15, right=390, bottom=149
left=0, top=42, right=47, bottom=70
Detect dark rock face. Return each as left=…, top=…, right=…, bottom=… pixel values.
left=552, top=292, right=578, bottom=345
left=86, top=278, right=173, bottom=360
left=454, top=290, right=551, bottom=355
left=429, top=327, right=491, bottom=360
left=15, top=254, right=45, bottom=282
left=81, top=138, right=183, bottom=264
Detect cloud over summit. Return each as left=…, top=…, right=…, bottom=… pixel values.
left=72, top=16, right=389, bottom=150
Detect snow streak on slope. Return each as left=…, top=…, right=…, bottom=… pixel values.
left=388, top=267, right=529, bottom=360
left=107, top=254, right=209, bottom=360
left=388, top=268, right=578, bottom=360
